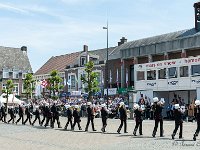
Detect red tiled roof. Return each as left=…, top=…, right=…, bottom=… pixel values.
left=34, top=52, right=80, bottom=75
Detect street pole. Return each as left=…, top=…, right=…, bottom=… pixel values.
left=103, top=21, right=109, bottom=109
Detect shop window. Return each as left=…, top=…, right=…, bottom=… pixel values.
left=168, top=67, right=177, bottom=78
left=180, top=66, right=188, bottom=77
left=158, top=68, right=166, bottom=79
left=191, top=65, right=200, bottom=76
left=147, top=70, right=156, bottom=80
left=137, top=71, right=145, bottom=81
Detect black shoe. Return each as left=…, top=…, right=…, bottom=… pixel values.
left=179, top=136, right=182, bottom=139
left=171, top=134, right=175, bottom=140
left=93, top=129, right=97, bottom=131
left=133, top=131, right=136, bottom=136
left=124, top=131, right=128, bottom=133
left=85, top=129, right=88, bottom=132
left=79, top=128, right=82, bottom=130
left=193, top=134, right=196, bottom=141
left=160, top=135, right=164, bottom=137
left=140, top=133, right=143, bottom=136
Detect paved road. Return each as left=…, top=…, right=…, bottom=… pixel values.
left=0, top=117, right=200, bottom=150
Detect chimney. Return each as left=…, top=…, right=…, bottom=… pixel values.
left=118, top=37, right=127, bottom=46
left=83, top=45, right=88, bottom=52
left=21, top=46, right=27, bottom=51
left=194, top=2, right=200, bottom=31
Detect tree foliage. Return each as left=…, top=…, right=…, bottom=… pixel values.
left=47, top=70, right=63, bottom=100
left=81, top=61, right=100, bottom=101
left=23, top=73, right=35, bottom=100
left=2, top=79, right=14, bottom=112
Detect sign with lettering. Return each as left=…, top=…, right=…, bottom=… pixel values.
left=104, top=88, right=117, bottom=96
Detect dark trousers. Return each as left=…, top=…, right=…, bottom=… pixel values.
left=65, top=117, right=73, bottom=129
left=16, top=115, right=24, bottom=124
left=45, top=117, right=52, bottom=127
left=118, top=119, right=127, bottom=132
left=134, top=121, right=142, bottom=134
left=41, top=114, right=46, bottom=125
left=24, top=115, right=32, bottom=125
left=173, top=121, right=183, bottom=137
left=195, top=120, right=200, bottom=136
left=0, top=114, right=6, bottom=122
left=52, top=116, right=61, bottom=128
left=72, top=119, right=81, bottom=130
left=85, top=117, right=95, bottom=130
left=8, top=115, right=15, bottom=123
left=102, top=117, right=107, bottom=131
left=32, top=115, right=41, bottom=125
left=153, top=119, right=163, bottom=136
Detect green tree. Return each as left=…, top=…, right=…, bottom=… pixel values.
left=23, top=73, right=35, bottom=100
left=2, top=80, right=14, bottom=113
left=47, top=70, right=63, bottom=100
left=81, top=61, right=100, bottom=101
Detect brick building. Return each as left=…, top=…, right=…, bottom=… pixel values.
left=0, top=46, right=32, bottom=96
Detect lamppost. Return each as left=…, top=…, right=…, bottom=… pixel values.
left=103, top=21, right=109, bottom=109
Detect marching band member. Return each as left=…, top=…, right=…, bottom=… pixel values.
left=133, top=104, right=143, bottom=136
left=32, top=105, right=41, bottom=126
left=64, top=105, right=73, bottom=130
left=0, top=103, right=7, bottom=123
left=171, top=103, right=184, bottom=139
left=7, top=106, right=15, bottom=124
left=152, top=97, right=164, bottom=137
left=193, top=100, right=200, bottom=141
left=72, top=105, right=82, bottom=131
left=51, top=101, right=62, bottom=128
left=23, top=104, right=32, bottom=125
left=16, top=104, right=24, bottom=125
left=101, top=103, right=108, bottom=133
left=117, top=102, right=128, bottom=134
left=85, top=102, right=96, bottom=131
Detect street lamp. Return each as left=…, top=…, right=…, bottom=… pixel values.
left=103, top=21, right=109, bottom=109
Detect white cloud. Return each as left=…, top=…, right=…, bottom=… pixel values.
left=0, top=3, right=29, bottom=14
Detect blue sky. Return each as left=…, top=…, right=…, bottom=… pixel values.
left=0, top=0, right=197, bottom=72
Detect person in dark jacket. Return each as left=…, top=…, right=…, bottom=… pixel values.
left=152, top=97, right=164, bottom=137
left=51, top=102, right=62, bottom=128
left=32, top=105, right=41, bottom=126
left=101, top=104, right=108, bottom=133
left=133, top=104, right=143, bottom=136
left=64, top=105, right=73, bottom=130
left=85, top=102, right=96, bottom=131
left=40, top=104, right=46, bottom=126
left=171, top=104, right=184, bottom=139
left=193, top=100, right=200, bottom=141
left=117, top=102, right=128, bottom=134
left=16, top=105, right=24, bottom=125
left=23, top=105, right=32, bottom=125
left=8, top=106, right=15, bottom=124
left=44, top=104, right=53, bottom=127
left=0, top=103, right=7, bottom=123
left=72, top=105, right=82, bottom=130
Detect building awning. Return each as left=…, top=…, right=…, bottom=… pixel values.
left=118, top=86, right=134, bottom=94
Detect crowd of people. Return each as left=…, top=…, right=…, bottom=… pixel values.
left=0, top=96, right=200, bottom=141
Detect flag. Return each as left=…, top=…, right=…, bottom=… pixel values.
left=116, top=68, right=119, bottom=88
left=41, top=79, right=48, bottom=88
left=126, top=68, right=128, bottom=88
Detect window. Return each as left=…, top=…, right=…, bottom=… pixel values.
left=180, top=66, right=188, bottom=77
left=13, top=84, right=19, bottom=95
left=158, top=68, right=166, bottom=79
left=71, top=75, right=76, bottom=88
left=95, top=72, right=101, bottom=85
left=80, top=57, right=86, bottom=66
left=168, top=67, right=177, bottom=78
left=147, top=70, right=156, bottom=80
left=22, top=73, right=27, bottom=79
left=3, top=70, right=9, bottom=78
left=191, top=65, right=200, bottom=76
left=13, top=71, right=19, bottom=79
left=137, top=71, right=145, bottom=81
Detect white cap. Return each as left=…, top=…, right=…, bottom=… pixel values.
left=101, top=104, right=106, bottom=107
left=65, top=105, right=70, bottom=109
left=133, top=104, right=140, bottom=110
left=92, top=104, right=95, bottom=107
left=195, top=100, right=200, bottom=106
left=120, top=102, right=124, bottom=106
left=74, top=105, right=79, bottom=109
left=87, top=102, right=91, bottom=106
left=153, top=97, right=159, bottom=103
left=35, top=105, right=39, bottom=109
left=174, top=104, right=180, bottom=109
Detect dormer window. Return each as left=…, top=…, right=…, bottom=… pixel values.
left=80, top=56, right=87, bottom=66
left=13, top=70, right=19, bottom=79
left=3, top=69, right=9, bottom=78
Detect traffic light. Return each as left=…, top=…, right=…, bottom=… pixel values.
left=197, top=7, right=200, bottom=21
